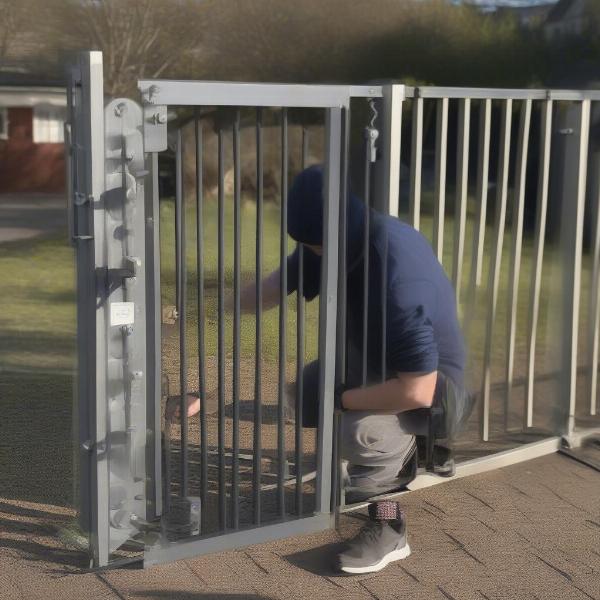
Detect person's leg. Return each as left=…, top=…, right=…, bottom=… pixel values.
left=285, top=360, right=321, bottom=428
left=341, top=411, right=418, bottom=497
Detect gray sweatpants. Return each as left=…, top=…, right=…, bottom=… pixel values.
left=290, top=359, right=428, bottom=490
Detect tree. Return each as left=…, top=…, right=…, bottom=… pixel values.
left=51, top=0, right=204, bottom=96
left=0, top=1, right=30, bottom=69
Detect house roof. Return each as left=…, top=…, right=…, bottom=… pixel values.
left=0, top=70, right=65, bottom=88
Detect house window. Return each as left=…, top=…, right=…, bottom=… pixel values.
left=0, top=107, right=8, bottom=140
left=33, top=104, right=65, bottom=143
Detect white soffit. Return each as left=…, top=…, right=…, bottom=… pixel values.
left=0, top=87, right=66, bottom=108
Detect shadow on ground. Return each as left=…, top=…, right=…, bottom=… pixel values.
left=284, top=541, right=348, bottom=578
left=0, top=369, right=75, bottom=508
left=0, top=499, right=87, bottom=572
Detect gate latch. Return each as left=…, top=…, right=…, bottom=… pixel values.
left=365, top=98, right=379, bottom=163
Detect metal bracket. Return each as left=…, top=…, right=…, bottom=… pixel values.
left=96, top=256, right=142, bottom=295
left=143, top=104, right=168, bottom=152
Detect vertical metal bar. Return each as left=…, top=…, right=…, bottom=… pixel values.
left=453, top=98, right=471, bottom=303
left=194, top=116, right=208, bottom=529
left=334, top=110, right=350, bottom=519
left=374, top=83, right=404, bottom=216
left=481, top=99, right=512, bottom=442
left=564, top=100, right=591, bottom=436
left=145, top=150, right=163, bottom=520
left=464, top=100, right=492, bottom=342
left=505, top=99, right=532, bottom=431
left=433, top=97, right=448, bottom=262
left=295, top=127, right=308, bottom=516
left=316, top=107, right=341, bottom=515
left=175, top=128, right=188, bottom=497
left=381, top=229, right=388, bottom=383
left=277, top=108, right=288, bottom=518
left=473, top=99, right=492, bottom=288
left=362, top=133, right=371, bottom=387
left=231, top=109, right=242, bottom=529
left=217, top=127, right=226, bottom=530
left=333, top=107, right=350, bottom=517
left=409, top=96, right=423, bottom=230
left=526, top=99, right=553, bottom=428
left=588, top=152, right=600, bottom=417
left=253, top=108, right=264, bottom=525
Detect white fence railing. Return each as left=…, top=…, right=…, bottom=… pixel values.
left=374, top=85, right=600, bottom=445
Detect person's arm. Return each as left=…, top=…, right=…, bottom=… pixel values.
left=340, top=371, right=437, bottom=412
left=341, top=279, right=440, bottom=413
left=239, top=268, right=281, bottom=313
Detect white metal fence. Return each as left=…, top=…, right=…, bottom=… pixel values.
left=373, top=85, right=600, bottom=448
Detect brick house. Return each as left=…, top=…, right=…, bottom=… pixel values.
left=0, top=75, right=66, bottom=194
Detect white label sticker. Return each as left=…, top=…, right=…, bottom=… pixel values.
left=110, top=302, right=135, bottom=326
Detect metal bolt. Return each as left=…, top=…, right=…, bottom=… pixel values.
left=121, top=324, right=133, bottom=335
left=131, top=370, right=143, bottom=380
left=155, top=112, right=167, bottom=125
left=148, top=85, right=160, bottom=101
left=114, top=102, right=127, bottom=117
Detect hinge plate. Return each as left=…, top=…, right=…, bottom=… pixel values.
left=142, top=104, right=168, bottom=152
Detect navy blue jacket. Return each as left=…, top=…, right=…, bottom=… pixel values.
left=286, top=166, right=466, bottom=386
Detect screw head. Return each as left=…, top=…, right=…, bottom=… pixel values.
left=114, top=102, right=127, bottom=117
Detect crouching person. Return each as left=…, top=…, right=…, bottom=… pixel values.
left=283, top=165, right=470, bottom=574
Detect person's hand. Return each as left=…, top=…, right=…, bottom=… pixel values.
left=166, top=393, right=201, bottom=422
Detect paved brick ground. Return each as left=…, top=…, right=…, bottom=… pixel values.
left=1, top=453, right=599, bottom=600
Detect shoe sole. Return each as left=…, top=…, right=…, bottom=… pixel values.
left=340, top=543, right=411, bottom=574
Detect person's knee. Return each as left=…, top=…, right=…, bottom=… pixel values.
left=342, top=413, right=407, bottom=457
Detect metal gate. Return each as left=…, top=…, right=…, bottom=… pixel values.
left=69, top=51, right=600, bottom=568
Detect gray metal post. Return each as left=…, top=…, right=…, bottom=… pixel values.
left=71, top=50, right=152, bottom=567
left=70, top=51, right=108, bottom=567
left=144, top=151, right=162, bottom=520
left=315, top=108, right=341, bottom=515
left=373, top=84, right=404, bottom=216
left=559, top=101, right=591, bottom=437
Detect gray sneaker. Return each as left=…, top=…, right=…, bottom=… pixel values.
left=336, top=518, right=411, bottom=574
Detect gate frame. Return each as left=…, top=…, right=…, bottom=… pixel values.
left=139, top=78, right=387, bottom=567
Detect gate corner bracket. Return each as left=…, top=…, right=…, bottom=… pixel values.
left=142, top=104, right=168, bottom=152
left=561, top=428, right=600, bottom=450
